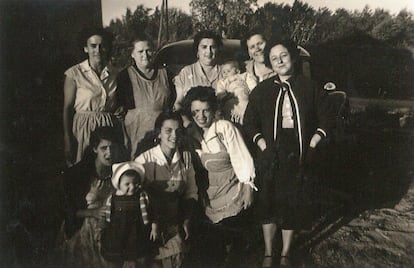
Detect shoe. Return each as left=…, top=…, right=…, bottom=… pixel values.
left=279, top=256, right=292, bottom=267
left=261, top=255, right=273, bottom=268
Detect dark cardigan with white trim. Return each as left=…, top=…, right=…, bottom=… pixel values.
left=243, top=74, right=333, bottom=162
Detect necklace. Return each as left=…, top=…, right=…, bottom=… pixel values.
left=200, top=63, right=218, bottom=84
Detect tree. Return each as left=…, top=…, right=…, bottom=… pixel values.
left=190, top=0, right=257, bottom=38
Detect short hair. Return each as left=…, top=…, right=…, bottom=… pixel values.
left=154, top=111, right=184, bottom=135
left=192, top=30, right=223, bottom=55
left=89, top=126, right=122, bottom=148
left=134, top=111, right=184, bottom=157
left=182, top=86, right=217, bottom=118
left=240, top=28, right=267, bottom=55
left=263, top=37, right=300, bottom=69
left=222, top=59, right=241, bottom=70
left=79, top=27, right=114, bottom=52
left=130, top=33, right=154, bottom=49
left=83, top=126, right=124, bottom=161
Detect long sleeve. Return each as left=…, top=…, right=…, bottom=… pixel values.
left=244, top=88, right=263, bottom=145
left=216, top=120, right=256, bottom=184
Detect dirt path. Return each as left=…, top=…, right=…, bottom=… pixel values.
left=308, top=180, right=414, bottom=267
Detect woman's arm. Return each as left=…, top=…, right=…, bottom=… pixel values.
left=173, top=72, right=185, bottom=111
left=63, top=75, right=77, bottom=166
left=243, top=89, right=267, bottom=151
left=76, top=206, right=109, bottom=219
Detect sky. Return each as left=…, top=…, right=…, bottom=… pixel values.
left=102, top=0, right=414, bottom=26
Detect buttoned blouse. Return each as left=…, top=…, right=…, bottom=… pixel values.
left=64, top=60, right=118, bottom=113
left=174, top=61, right=223, bottom=107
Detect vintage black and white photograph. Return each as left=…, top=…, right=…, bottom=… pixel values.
left=1, top=0, right=413, bottom=267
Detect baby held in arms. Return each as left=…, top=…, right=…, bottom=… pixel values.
left=216, top=59, right=250, bottom=124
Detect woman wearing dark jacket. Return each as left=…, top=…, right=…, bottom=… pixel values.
left=59, top=126, right=126, bottom=267
left=243, top=38, right=332, bottom=268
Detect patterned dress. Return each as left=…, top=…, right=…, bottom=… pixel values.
left=60, top=168, right=115, bottom=267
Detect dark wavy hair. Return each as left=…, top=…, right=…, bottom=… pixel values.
left=182, top=86, right=217, bottom=119
left=263, top=37, right=301, bottom=70
left=192, top=30, right=223, bottom=55
left=134, top=111, right=185, bottom=157
left=82, top=126, right=125, bottom=162
left=79, top=27, right=114, bottom=54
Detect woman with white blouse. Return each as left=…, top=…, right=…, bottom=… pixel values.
left=63, top=28, right=123, bottom=166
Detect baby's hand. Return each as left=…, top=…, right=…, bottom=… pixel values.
left=150, top=223, right=158, bottom=241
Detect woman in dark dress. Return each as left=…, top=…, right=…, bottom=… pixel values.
left=244, top=38, right=331, bottom=267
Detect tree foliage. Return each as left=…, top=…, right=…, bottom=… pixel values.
left=190, top=0, right=257, bottom=38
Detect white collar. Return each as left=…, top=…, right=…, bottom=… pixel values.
left=152, top=145, right=181, bottom=164
left=79, top=59, right=110, bottom=79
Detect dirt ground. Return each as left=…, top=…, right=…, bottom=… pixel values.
left=307, top=181, right=414, bottom=268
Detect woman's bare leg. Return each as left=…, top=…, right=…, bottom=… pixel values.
left=280, top=229, right=294, bottom=266
left=262, top=223, right=277, bottom=256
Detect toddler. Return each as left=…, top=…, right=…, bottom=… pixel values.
left=101, top=162, right=158, bottom=268
left=216, top=59, right=250, bottom=124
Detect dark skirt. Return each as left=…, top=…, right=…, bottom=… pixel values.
left=256, top=128, right=312, bottom=230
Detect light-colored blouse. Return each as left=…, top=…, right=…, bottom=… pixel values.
left=173, top=61, right=223, bottom=108
left=134, top=145, right=198, bottom=202
left=240, top=59, right=276, bottom=92
left=198, top=120, right=256, bottom=185
left=64, top=60, right=118, bottom=113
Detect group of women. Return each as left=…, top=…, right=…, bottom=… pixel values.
left=60, top=26, right=333, bottom=268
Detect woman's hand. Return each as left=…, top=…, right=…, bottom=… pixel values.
left=89, top=205, right=109, bottom=219
left=240, top=184, right=254, bottom=209
left=257, top=138, right=267, bottom=152
left=114, top=106, right=126, bottom=120
left=182, top=219, right=190, bottom=240
left=309, top=133, right=322, bottom=148
left=150, top=223, right=158, bottom=241
left=90, top=179, right=105, bottom=192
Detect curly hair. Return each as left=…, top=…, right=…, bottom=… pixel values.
left=182, top=86, right=217, bottom=119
